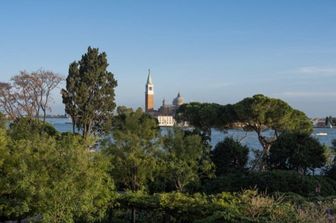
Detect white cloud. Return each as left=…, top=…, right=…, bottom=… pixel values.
left=294, top=66, right=336, bottom=76
left=280, top=91, right=336, bottom=98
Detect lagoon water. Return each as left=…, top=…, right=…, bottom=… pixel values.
left=47, top=118, right=336, bottom=148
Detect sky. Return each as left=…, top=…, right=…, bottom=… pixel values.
left=0, top=0, right=336, bottom=117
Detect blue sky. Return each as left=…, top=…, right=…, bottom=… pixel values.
left=1, top=0, right=336, bottom=117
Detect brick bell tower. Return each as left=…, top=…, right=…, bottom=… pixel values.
left=145, top=69, right=154, bottom=112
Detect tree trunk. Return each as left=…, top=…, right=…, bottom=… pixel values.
left=72, top=119, right=76, bottom=134
left=43, top=110, right=46, bottom=122
left=131, top=207, right=136, bottom=223
left=261, top=144, right=271, bottom=171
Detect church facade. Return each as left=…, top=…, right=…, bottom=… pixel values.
left=145, top=70, right=185, bottom=126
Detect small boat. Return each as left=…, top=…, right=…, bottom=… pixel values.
left=316, top=132, right=328, bottom=136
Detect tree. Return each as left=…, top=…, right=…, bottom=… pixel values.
left=0, top=131, right=113, bottom=222
left=269, top=132, right=326, bottom=174
left=234, top=94, right=313, bottom=171
left=8, top=117, right=58, bottom=140
left=102, top=108, right=159, bottom=223
left=0, top=73, right=37, bottom=119
left=161, top=128, right=214, bottom=192
left=211, top=138, right=249, bottom=176
left=103, top=107, right=160, bottom=192
left=324, top=139, right=336, bottom=180
left=61, top=47, right=117, bottom=137
left=175, top=102, right=235, bottom=137
left=29, top=70, right=63, bottom=122
left=0, top=70, right=62, bottom=120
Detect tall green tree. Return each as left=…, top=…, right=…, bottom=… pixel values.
left=234, top=94, right=313, bottom=171
left=61, top=47, right=117, bottom=137
left=103, top=108, right=159, bottom=223
left=103, top=107, right=160, bottom=192
left=269, top=132, right=326, bottom=174
left=161, top=128, right=214, bottom=192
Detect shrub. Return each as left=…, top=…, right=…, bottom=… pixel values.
left=211, top=138, right=248, bottom=176
left=269, top=132, right=326, bottom=173
left=203, top=170, right=336, bottom=197
left=8, top=117, right=58, bottom=140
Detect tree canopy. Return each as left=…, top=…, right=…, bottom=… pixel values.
left=0, top=70, right=62, bottom=120
left=176, top=95, right=312, bottom=171
left=160, top=128, right=214, bottom=192
left=175, top=102, right=236, bottom=136
left=103, top=107, right=160, bottom=192
left=0, top=126, right=113, bottom=222
left=234, top=94, right=313, bottom=170
left=269, top=132, right=326, bottom=174
left=211, top=138, right=249, bottom=176
left=62, top=47, right=117, bottom=137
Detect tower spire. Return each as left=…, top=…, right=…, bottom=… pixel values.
left=147, top=69, right=153, bottom=84
left=145, top=69, right=154, bottom=112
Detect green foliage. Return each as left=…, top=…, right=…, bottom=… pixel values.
left=111, top=190, right=336, bottom=223
left=0, top=132, right=113, bottom=222
left=160, top=128, right=214, bottom=192
left=269, top=132, right=327, bottom=173
left=103, top=107, right=160, bottom=191
left=62, top=46, right=117, bottom=137
left=204, top=170, right=336, bottom=197
left=234, top=94, right=313, bottom=170
left=113, top=191, right=241, bottom=223
left=0, top=113, right=6, bottom=129
left=176, top=95, right=312, bottom=172
left=212, top=138, right=249, bottom=176
left=8, top=117, right=58, bottom=140
left=176, top=102, right=235, bottom=136
left=287, top=110, right=314, bottom=134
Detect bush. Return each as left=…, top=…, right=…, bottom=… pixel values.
left=8, top=117, right=58, bottom=140
left=269, top=132, right=326, bottom=173
left=203, top=170, right=336, bottom=197
left=211, top=138, right=248, bottom=176
left=110, top=190, right=336, bottom=223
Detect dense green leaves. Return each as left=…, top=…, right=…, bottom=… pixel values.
left=8, top=117, right=58, bottom=140
left=204, top=170, right=336, bottom=197
left=111, top=189, right=332, bottom=223
left=0, top=126, right=113, bottom=222
left=160, top=128, right=214, bottom=192
left=176, top=102, right=235, bottom=136
left=62, top=47, right=117, bottom=137
left=212, top=138, right=249, bottom=176
left=103, top=108, right=160, bottom=192
left=177, top=95, right=313, bottom=171
left=269, top=133, right=326, bottom=173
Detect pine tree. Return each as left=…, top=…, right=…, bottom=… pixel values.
left=62, top=47, right=117, bottom=138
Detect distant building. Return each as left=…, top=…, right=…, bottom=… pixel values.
left=311, top=117, right=332, bottom=128
left=157, top=115, right=175, bottom=127
left=144, top=70, right=185, bottom=127
left=145, top=69, right=154, bottom=112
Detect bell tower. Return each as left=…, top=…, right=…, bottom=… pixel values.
left=145, top=69, right=154, bottom=112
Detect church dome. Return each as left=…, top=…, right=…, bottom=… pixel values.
left=173, top=92, right=184, bottom=106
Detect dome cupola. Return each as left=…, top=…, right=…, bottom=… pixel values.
left=173, top=92, right=184, bottom=106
